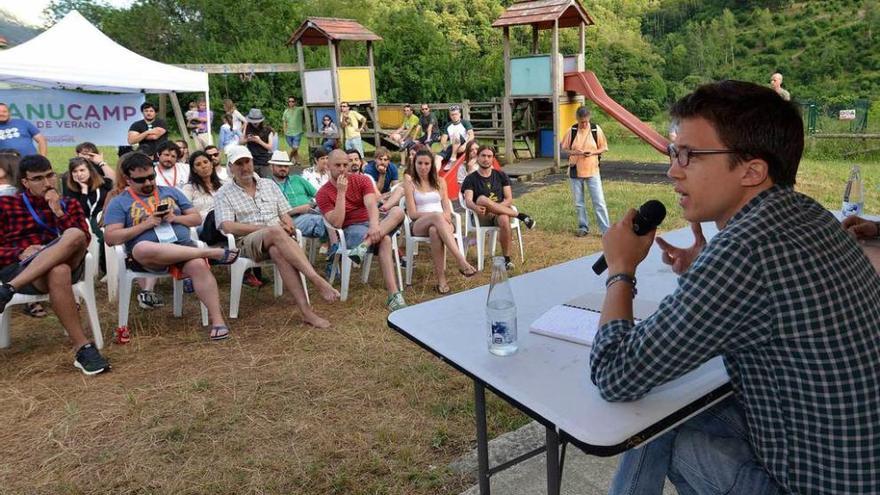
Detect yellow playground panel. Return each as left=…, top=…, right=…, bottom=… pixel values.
left=338, top=67, right=374, bottom=103
left=557, top=101, right=580, bottom=139
left=377, top=106, right=404, bottom=129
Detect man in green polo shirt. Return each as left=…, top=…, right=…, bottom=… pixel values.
left=282, top=96, right=305, bottom=165
left=268, top=151, right=325, bottom=239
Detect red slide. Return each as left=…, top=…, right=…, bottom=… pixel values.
left=439, top=155, right=502, bottom=199
left=564, top=71, right=670, bottom=155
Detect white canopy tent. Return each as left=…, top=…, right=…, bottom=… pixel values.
left=0, top=10, right=211, bottom=146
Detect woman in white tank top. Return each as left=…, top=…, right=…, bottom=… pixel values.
left=405, top=149, right=477, bottom=294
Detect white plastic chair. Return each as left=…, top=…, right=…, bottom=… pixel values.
left=115, top=241, right=209, bottom=331
left=458, top=192, right=525, bottom=271
left=0, top=252, right=103, bottom=349
left=324, top=218, right=403, bottom=301
left=401, top=198, right=465, bottom=285
left=227, top=228, right=309, bottom=319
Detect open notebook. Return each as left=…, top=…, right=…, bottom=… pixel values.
left=529, top=293, right=653, bottom=347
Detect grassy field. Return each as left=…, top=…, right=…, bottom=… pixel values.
left=1, top=142, right=876, bottom=494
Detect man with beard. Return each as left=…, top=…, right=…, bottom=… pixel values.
left=0, top=155, right=108, bottom=374
left=214, top=146, right=339, bottom=328
left=268, top=151, right=325, bottom=240
left=104, top=152, right=238, bottom=341
left=127, top=102, right=168, bottom=158
left=154, top=141, right=190, bottom=190
left=0, top=103, right=47, bottom=157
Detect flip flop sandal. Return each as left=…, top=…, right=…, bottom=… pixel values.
left=459, top=267, right=478, bottom=278
left=209, top=248, right=240, bottom=266
left=24, top=302, right=48, bottom=318
left=436, top=284, right=451, bottom=295
left=209, top=325, right=230, bottom=341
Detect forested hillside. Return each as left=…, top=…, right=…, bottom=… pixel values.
left=37, top=0, right=880, bottom=122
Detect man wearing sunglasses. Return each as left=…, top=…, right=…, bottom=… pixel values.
left=104, top=152, right=239, bottom=341
left=0, top=155, right=109, bottom=375
left=593, top=81, right=880, bottom=494
left=203, top=145, right=228, bottom=181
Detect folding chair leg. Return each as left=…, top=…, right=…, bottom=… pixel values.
left=361, top=253, right=373, bottom=284
left=172, top=279, right=183, bottom=317
left=273, top=265, right=283, bottom=298
left=0, top=310, right=11, bottom=348
left=405, top=241, right=415, bottom=286
left=200, top=302, right=209, bottom=327
left=340, top=256, right=352, bottom=302
left=118, top=276, right=133, bottom=329
left=77, top=285, right=103, bottom=349
left=229, top=260, right=247, bottom=319
left=394, top=244, right=403, bottom=291
left=476, top=229, right=486, bottom=271
left=517, top=227, right=525, bottom=262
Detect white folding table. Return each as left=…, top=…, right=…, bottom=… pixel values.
left=387, top=224, right=733, bottom=495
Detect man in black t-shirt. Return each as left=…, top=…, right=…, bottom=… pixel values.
left=127, top=102, right=167, bottom=158
left=417, top=103, right=439, bottom=145
left=461, top=146, right=535, bottom=270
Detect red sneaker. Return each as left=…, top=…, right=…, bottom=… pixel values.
left=243, top=271, right=264, bottom=288
left=115, top=326, right=131, bottom=345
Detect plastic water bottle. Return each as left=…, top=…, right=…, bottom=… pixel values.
left=842, top=165, right=864, bottom=217
left=486, top=256, right=518, bottom=356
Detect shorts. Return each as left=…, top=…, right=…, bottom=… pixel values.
left=0, top=258, right=86, bottom=295
left=286, top=133, right=303, bottom=149
left=126, top=240, right=197, bottom=275
left=342, top=222, right=374, bottom=254
left=237, top=229, right=274, bottom=262
left=293, top=213, right=327, bottom=239
left=439, top=145, right=454, bottom=162
left=476, top=212, right=502, bottom=227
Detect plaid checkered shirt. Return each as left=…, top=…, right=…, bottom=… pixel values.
left=591, top=185, right=880, bottom=493
left=213, top=177, right=293, bottom=234
left=0, top=192, right=90, bottom=267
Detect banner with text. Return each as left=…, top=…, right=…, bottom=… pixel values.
left=0, top=89, right=144, bottom=146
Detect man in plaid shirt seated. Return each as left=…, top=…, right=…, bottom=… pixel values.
left=0, top=155, right=110, bottom=375
left=594, top=81, right=880, bottom=494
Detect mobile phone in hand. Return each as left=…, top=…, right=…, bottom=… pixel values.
left=156, top=203, right=170, bottom=215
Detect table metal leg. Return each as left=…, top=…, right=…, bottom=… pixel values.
left=474, top=380, right=491, bottom=495
left=545, top=426, right=561, bottom=495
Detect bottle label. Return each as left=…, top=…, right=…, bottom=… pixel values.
left=491, top=321, right=509, bottom=345
left=842, top=201, right=863, bottom=217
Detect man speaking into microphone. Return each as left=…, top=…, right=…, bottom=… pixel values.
left=592, top=81, right=880, bottom=494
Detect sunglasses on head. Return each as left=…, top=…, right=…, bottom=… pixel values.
left=129, top=173, right=156, bottom=184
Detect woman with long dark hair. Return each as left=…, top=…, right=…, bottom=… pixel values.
left=181, top=150, right=224, bottom=219
left=404, top=149, right=476, bottom=293
left=64, top=157, right=113, bottom=223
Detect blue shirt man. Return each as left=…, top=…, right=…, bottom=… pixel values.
left=363, top=147, right=399, bottom=194
left=0, top=103, right=46, bottom=156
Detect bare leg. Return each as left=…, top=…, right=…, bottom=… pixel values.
left=476, top=196, right=519, bottom=218
left=497, top=215, right=512, bottom=257
left=268, top=245, right=330, bottom=328
left=8, top=228, right=88, bottom=289
left=413, top=213, right=474, bottom=273
left=261, top=227, right=339, bottom=302
left=44, top=265, right=90, bottom=349
left=131, top=242, right=229, bottom=269
left=377, top=236, right=399, bottom=295
left=427, top=226, right=448, bottom=290
left=182, top=259, right=225, bottom=327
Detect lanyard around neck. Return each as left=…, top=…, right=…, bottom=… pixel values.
left=22, top=192, right=62, bottom=236
left=127, top=187, right=160, bottom=215
left=157, top=165, right=177, bottom=187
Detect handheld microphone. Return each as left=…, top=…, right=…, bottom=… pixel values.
left=592, top=200, right=666, bottom=275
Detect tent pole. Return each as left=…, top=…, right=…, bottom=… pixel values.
left=168, top=92, right=194, bottom=151
left=204, top=90, right=213, bottom=145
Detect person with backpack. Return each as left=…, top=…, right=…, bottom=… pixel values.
left=561, top=105, right=610, bottom=237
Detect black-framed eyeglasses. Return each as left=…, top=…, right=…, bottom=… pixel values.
left=667, top=143, right=739, bottom=168
left=129, top=174, right=157, bottom=184
left=24, top=171, right=56, bottom=182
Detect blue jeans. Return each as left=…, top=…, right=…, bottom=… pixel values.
left=609, top=397, right=782, bottom=495
left=322, top=139, right=337, bottom=152
left=569, top=175, right=610, bottom=233
left=345, top=137, right=364, bottom=158
left=293, top=213, right=326, bottom=239
left=285, top=133, right=302, bottom=149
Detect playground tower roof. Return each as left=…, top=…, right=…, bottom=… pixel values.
left=492, top=0, right=595, bottom=30
left=287, top=17, right=382, bottom=46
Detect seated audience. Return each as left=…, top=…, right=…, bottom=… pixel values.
left=181, top=151, right=225, bottom=221
left=104, top=152, right=238, bottom=341
left=417, top=104, right=439, bottom=146
left=268, top=151, right=326, bottom=240
left=75, top=142, right=116, bottom=181
left=364, top=146, right=400, bottom=199
left=63, top=157, right=113, bottom=226
left=155, top=141, right=190, bottom=190
left=436, top=105, right=474, bottom=170
left=404, top=149, right=477, bottom=293
left=594, top=81, right=880, bottom=495
left=317, top=150, right=407, bottom=311
left=214, top=146, right=339, bottom=328
left=321, top=115, right=338, bottom=153
left=203, top=145, right=229, bottom=182
left=389, top=104, right=421, bottom=149
left=462, top=146, right=535, bottom=271
left=174, top=139, right=190, bottom=164
left=0, top=149, right=19, bottom=196
left=0, top=155, right=109, bottom=375
left=302, top=148, right=331, bottom=189
left=457, top=139, right=480, bottom=184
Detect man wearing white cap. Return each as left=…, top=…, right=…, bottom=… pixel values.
left=268, top=151, right=326, bottom=240
left=215, top=146, right=339, bottom=328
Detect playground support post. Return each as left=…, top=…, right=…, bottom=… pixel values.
left=328, top=39, right=341, bottom=141
left=551, top=19, right=561, bottom=168
left=168, top=91, right=195, bottom=151
left=368, top=41, right=379, bottom=139
left=503, top=27, right=514, bottom=165
left=295, top=41, right=313, bottom=143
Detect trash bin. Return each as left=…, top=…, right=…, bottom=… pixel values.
left=539, top=129, right=555, bottom=157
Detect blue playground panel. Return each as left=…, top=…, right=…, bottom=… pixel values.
left=314, top=107, right=338, bottom=128
left=511, top=55, right=552, bottom=96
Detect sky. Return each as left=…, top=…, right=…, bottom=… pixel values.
left=0, top=0, right=134, bottom=27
